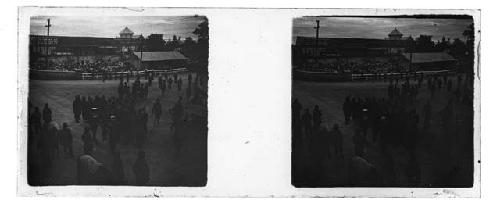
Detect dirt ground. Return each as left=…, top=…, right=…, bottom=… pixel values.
left=28, top=75, right=207, bottom=186
left=292, top=77, right=474, bottom=187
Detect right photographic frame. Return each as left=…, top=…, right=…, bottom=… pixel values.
left=291, top=14, right=479, bottom=188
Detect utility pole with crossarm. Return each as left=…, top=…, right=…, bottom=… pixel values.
left=44, top=19, right=52, bottom=69
left=314, top=20, right=320, bottom=65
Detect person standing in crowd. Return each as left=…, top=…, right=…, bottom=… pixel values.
left=343, top=96, right=351, bottom=124
left=109, top=116, right=119, bottom=151
left=170, top=97, right=184, bottom=131
left=177, top=77, right=183, bottom=91
left=89, top=108, right=99, bottom=141
left=136, top=108, right=148, bottom=147
left=81, top=96, right=88, bottom=121
left=152, top=98, right=162, bottom=126
left=360, top=108, right=370, bottom=138
left=147, top=72, right=153, bottom=87
left=48, top=124, right=60, bottom=159
left=30, top=107, right=42, bottom=133
left=168, top=76, right=173, bottom=90
left=82, top=127, right=93, bottom=155
left=160, top=77, right=167, bottom=96
left=60, top=122, right=73, bottom=158
left=72, top=95, right=82, bottom=123
left=292, top=98, right=302, bottom=130
left=302, top=108, right=312, bottom=139
left=312, top=105, right=322, bottom=131
left=42, top=103, right=52, bottom=124
left=133, top=150, right=150, bottom=186
left=157, top=75, right=162, bottom=89
left=331, top=124, right=344, bottom=159
left=188, top=73, right=192, bottom=86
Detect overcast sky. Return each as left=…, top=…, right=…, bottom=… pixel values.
left=30, top=16, right=206, bottom=40
left=293, top=17, right=473, bottom=44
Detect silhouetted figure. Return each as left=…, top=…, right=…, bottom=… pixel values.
left=360, top=108, right=369, bottom=138
left=292, top=98, right=302, bottom=129
left=343, top=97, right=351, bottom=124
left=152, top=98, right=162, bottom=125
left=160, top=77, right=167, bottom=96
left=73, top=95, right=82, bottom=123
left=60, top=122, right=73, bottom=158
left=170, top=97, right=184, bottom=131
left=89, top=108, right=99, bottom=141
left=45, top=123, right=60, bottom=160
left=81, top=97, right=88, bottom=121
left=30, top=107, right=42, bottom=133
left=302, top=109, right=312, bottom=139
left=177, top=77, right=183, bottom=91
left=109, top=116, right=119, bottom=151
left=133, top=150, right=150, bottom=186
left=136, top=108, right=148, bottom=147
left=42, top=103, right=52, bottom=124
left=312, top=105, right=322, bottom=131
left=82, top=127, right=93, bottom=155
left=331, top=124, right=344, bottom=159
left=168, top=77, right=173, bottom=90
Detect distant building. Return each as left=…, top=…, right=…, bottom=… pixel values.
left=294, top=28, right=411, bottom=59
left=119, top=27, right=134, bottom=39
left=29, top=27, right=141, bottom=56
left=148, top=34, right=164, bottom=41
left=293, top=28, right=411, bottom=67
left=385, top=28, right=410, bottom=54
left=295, top=37, right=409, bottom=58
left=387, top=28, right=403, bottom=40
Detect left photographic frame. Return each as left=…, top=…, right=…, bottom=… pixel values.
left=20, top=9, right=209, bottom=191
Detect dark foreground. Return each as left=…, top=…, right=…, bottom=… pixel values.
left=292, top=74, right=474, bottom=187
left=27, top=76, right=207, bottom=186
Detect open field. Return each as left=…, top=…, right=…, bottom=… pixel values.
left=28, top=75, right=207, bottom=186
left=292, top=77, right=474, bottom=187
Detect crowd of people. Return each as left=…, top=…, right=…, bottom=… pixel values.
left=300, top=58, right=409, bottom=76
left=28, top=71, right=206, bottom=185
left=31, top=56, right=134, bottom=73
left=292, top=72, right=473, bottom=186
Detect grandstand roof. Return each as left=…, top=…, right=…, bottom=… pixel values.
left=134, top=51, right=188, bottom=62
left=403, top=52, right=457, bottom=64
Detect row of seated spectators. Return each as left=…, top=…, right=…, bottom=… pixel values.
left=31, top=58, right=136, bottom=73
left=299, top=59, right=409, bottom=75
